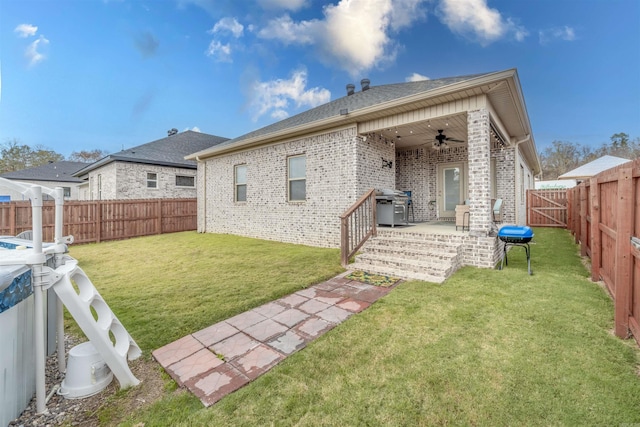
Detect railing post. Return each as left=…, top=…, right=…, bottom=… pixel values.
left=614, top=165, right=633, bottom=338
left=341, top=216, right=348, bottom=267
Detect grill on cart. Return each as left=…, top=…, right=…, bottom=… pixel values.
left=498, top=225, right=534, bottom=275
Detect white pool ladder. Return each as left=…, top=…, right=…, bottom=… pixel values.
left=49, top=259, right=141, bottom=388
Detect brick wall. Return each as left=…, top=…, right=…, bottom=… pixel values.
left=200, top=127, right=394, bottom=248
left=81, top=162, right=197, bottom=200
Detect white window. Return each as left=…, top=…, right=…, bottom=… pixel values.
left=176, top=175, right=195, bottom=187
left=97, top=174, right=102, bottom=200
left=288, top=155, right=306, bottom=201
left=147, top=173, right=158, bottom=188
left=235, top=165, right=247, bottom=202
left=63, top=187, right=71, bottom=198
left=520, top=165, right=525, bottom=200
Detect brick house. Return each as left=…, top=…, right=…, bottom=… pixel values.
left=188, top=69, right=541, bottom=282
left=75, top=130, right=228, bottom=200
left=0, top=161, right=86, bottom=201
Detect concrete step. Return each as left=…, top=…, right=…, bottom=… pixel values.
left=361, top=245, right=459, bottom=262
left=355, top=252, right=454, bottom=274
left=348, top=261, right=446, bottom=284
left=363, top=237, right=460, bottom=256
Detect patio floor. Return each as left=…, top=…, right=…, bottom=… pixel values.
left=377, top=220, right=467, bottom=235
left=152, top=272, right=399, bottom=407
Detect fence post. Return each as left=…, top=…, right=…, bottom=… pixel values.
left=157, top=199, right=163, bottom=234
left=9, top=202, right=16, bottom=235
left=579, top=185, right=587, bottom=256
left=614, top=165, right=633, bottom=338
left=96, top=200, right=102, bottom=243
left=590, top=177, right=601, bottom=282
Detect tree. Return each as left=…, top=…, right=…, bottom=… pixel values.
left=539, top=140, right=592, bottom=180
left=68, top=149, right=108, bottom=162
left=0, top=139, right=64, bottom=174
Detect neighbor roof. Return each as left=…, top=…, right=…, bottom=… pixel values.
left=558, top=155, right=631, bottom=180
left=75, top=130, right=229, bottom=176
left=1, top=161, right=87, bottom=183
left=188, top=72, right=493, bottom=160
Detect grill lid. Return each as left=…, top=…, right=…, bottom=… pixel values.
left=498, top=226, right=534, bottom=239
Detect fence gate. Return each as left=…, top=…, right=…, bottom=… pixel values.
left=527, top=189, right=568, bottom=227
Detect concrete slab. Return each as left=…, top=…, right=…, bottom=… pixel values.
left=295, top=288, right=318, bottom=299
left=192, top=321, right=239, bottom=347
left=313, top=290, right=345, bottom=306
left=152, top=335, right=204, bottom=367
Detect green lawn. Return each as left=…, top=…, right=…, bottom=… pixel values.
left=68, top=229, right=640, bottom=426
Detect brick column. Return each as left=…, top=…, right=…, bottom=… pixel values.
left=467, top=109, right=492, bottom=236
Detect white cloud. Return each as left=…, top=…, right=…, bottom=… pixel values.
left=26, top=36, right=49, bottom=67
left=539, top=26, right=576, bottom=45
left=258, top=0, right=308, bottom=11
left=249, top=69, right=331, bottom=121
left=209, top=17, right=244, bottom=38
left=437, top=0, right=527, bottom=45
left=205, top=40, right=232, bottom=62
left=406, top=72, right=430, bottom=82
left=14, top=24, right=38, bottom=38
left=184, top=126, right=201, bottom=132
left=257, top=0, right=428, bottom=76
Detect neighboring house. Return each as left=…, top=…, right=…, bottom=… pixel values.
left=74, top=130, right=229, bottom=200
left=558, top=155, right=631, bottom=183
left=188, top=69, right=541, bottom=281
left=0, top=161, right=86, bottom=201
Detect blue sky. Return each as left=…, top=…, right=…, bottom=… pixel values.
left=1, top=0, right=639, bottom=158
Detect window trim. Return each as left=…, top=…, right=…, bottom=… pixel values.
left=175, top=175, right=195, bottom=188
left=147, top=172, right=158, bottom=189
left=234, top=164, right=247, bottom=202
left=62, top=187, right=71, bottom=198
left=287, top=154, right=306, bottom=202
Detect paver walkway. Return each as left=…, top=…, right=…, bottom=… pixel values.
left=152, top=272, right=398, bottom=406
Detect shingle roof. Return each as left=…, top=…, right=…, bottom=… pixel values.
left=75, top=130, right=229, bottom=176
left=1, top=161, right=87, bottom=183
left=558, top=155, right=632, bottom=180
left=210, top=72, right=489, bottom=150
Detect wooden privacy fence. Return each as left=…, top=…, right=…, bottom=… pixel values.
left=0, top=198, right=197, bottom=244
left=526, top=189, right=568, bottom=227
left=567, top=158, right=639, bottom=344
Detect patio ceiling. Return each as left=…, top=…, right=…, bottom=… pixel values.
left=373, top=114, right=468, bottom=149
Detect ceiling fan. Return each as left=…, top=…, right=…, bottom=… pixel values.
left=433, top=129, right=464, bottom=149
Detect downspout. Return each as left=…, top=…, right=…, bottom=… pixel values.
left=196, top=156, right=205, bottom=233
left=512, top=134, right=531, bottom=224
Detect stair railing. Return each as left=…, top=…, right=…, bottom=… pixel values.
left=340, top=188, right=377, bottom=267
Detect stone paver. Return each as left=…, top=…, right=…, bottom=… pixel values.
left=267, top=330, right=307, bottom=355
left=243, top=318, right=289, bottom=342
left=192, top=321, right=239, bottom=347
left=231, top=344, right=284, bottom=380
left=298, top=298, right=331, bottom=314
left=153, top=273, right=401, bottom=408
left=152, top=335, right=204, bottom=367
left=316, top=305, right=352, bottom=324
left=167, top=348, right=224, bottom=386
left=271, top=308, right=310, bottom=327
left=211, top=332, right=260, bottom=360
